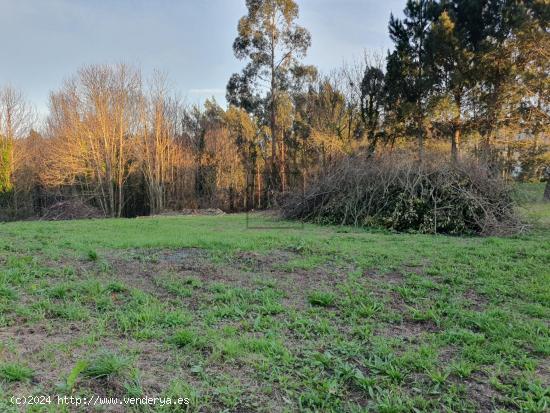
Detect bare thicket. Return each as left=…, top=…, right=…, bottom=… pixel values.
left=34, top=64, right=251, bottom=218
left=45, top=64, right=141, bottom=217
left=138, top=72, right=188, bottom=214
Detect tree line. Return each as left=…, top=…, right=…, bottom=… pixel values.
left=0, top=0, right=548, bottom=219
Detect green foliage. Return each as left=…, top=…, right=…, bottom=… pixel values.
left=0, top=140, right=13, bottom=193
left=169, top=329, right=208, bottom=351
left=57, top=360, right=89, bottom=393
left=227, top=0, right=314, bottom=111
left=308, top=291, right=336, bottom=307
left=87, top=250, right=98, bottom=261
left=82, top=352, right=131, bottom=379
left=0, top=363, right=33, bottom=382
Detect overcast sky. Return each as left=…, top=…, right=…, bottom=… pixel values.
left=0, top=0, right=405, bottom=115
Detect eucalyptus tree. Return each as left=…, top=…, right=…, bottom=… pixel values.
left=227, top=0, right=315, bottom=192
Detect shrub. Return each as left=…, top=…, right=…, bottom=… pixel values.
left=282, top=153, right=523, bottom=236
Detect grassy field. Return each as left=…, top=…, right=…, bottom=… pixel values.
left=0, top=186, right=548, bottom=412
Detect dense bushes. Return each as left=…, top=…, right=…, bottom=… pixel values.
left=282, top=154, right=523, bottom=235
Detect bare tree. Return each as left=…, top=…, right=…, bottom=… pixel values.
left=137, top=72, right=188, bottom=214
left=0, top=85, right=35, bottom=193
left=45, top=64, right=141, bottom=217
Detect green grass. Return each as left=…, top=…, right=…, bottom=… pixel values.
left=0, top=184, right=548, bottom=412
left=514, top=182, right=550, bottom=228
left=513, top=182, right=547, bottom=203
left=82, top=352, right=131, bottom=379
left=0, top=363, right=34, bottom=382
left=307, top=291, right=336, bottom=307
left=169, top=329, right=208, bottom=350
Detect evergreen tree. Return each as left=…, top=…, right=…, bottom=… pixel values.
left=385, top=0, right=439, bottom=161
left=360, top=66, right=385, bottom=155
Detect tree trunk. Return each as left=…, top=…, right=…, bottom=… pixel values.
left=367, top=128, right=377, bottom=157
left=414, top=102, right=426, bottom=163
left=269, top=27, right=278, bottom=195
left=418, top=123, right=425, bottom=163
left=451, top=94, right=462, bottom=163
left=280, top=139, right=286, bottom=193
left=270, top=98, right=278, bottom=195
left=256, top=164, right=261, bottom=209
left=482, top=133, right=498, bottom=174
left=544, top=173, right=550, bottom=202
left=451, top=127, right=460, bottom=163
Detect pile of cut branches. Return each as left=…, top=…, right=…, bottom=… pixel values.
left=41, top=200, right=104, bottom=221
left=282, top=154, right=524, bottom=236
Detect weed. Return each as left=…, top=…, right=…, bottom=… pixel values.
left=87, top=250, right=98, bottom=261
left=170, top=329, right=208, bottom=350
left=58, top=360, right=88, bottom=392
left=83, top=352, right=131, bottom=379
left=0, top=363, right=33, bottom=382
left=308, top=291, right=336, bottom=307
left=105, top=281, right=126, bottom=293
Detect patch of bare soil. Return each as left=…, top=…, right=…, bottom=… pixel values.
left=0, top=323, right=90, bottom=390
left=278, top=272, right=337, bottom=309
left=402, top=263, right=427, bottom=275
left=104, top=247, right=210, bottom=296
left=437, top=345, right=457, bottom=365
left=231, top=251, right=352, bottom=308
left=463, top=288, right=488, bottom=311
left=376, top=319, right=439, bottom=342
left=155, top=248, right=207, bottom=264
left=231, top=250, right=299, bottom=271
left=461, top=372, right=505, bottom=412
left=536, top=357, right=550, bottom=386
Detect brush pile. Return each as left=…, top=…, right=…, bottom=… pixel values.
left=282, top=154, right=523, bottom=236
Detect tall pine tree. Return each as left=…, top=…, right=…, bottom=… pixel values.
left=386, top=0, right=439, bottom=161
